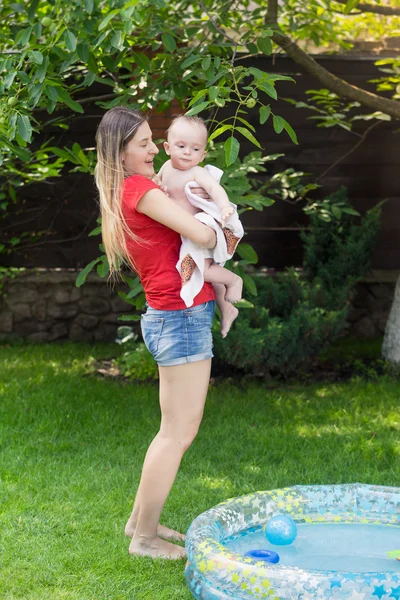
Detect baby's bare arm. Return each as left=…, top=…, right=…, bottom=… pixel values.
left=192, top=168, right=234, bottom=222
left=192, top=168, right=231, bottom=209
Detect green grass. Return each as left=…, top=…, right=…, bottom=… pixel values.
left=1, top=341, right=400, bottom=599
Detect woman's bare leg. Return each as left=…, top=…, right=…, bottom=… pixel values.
left=127, top=359, right=211, bottom=559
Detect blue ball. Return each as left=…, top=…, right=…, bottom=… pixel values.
left=265, top=514, right=297, bottom=546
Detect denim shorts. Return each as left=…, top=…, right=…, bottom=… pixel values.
left=140, top=301, right=216, bottom=367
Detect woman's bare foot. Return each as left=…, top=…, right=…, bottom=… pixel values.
left=125, top=522, right=186, bottom=542
left=220, top=303, right=239, bottom=338
left=225, top=275, right=243, bottom=304
left=129, top=535, right=186, bottom=559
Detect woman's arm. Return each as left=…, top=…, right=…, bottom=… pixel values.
left=137, top=188, right=216, bottom=249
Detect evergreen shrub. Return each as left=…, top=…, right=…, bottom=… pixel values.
left=213, top=188, right=381, bottom=377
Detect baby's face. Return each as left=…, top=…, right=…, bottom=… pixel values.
left=164, top=121, right=207, bottom=170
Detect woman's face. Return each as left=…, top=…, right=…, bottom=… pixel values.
left=122, top=121, right=159, bottom=177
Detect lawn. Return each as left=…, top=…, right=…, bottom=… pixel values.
left=1, top=341, right=400, bottom=600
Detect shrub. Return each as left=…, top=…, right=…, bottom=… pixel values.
left=213, top=190, right=381, bottom=377
left=115, top=327, right=158, bottom=381
left=301, top=186, right=382, bottom=294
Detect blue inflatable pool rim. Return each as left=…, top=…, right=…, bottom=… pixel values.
left=185, top=483, right=400, bottom=600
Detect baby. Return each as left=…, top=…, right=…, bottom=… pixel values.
left=159, top=115, right=243, bottom=338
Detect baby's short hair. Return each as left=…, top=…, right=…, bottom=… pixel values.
left=166, top=114, right=208, bottom=139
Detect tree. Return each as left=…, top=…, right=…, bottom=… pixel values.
left=1, top=0, right=399, bottom=356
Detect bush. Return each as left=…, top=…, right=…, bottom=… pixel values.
left=213, top=190, right=381, bottom=377
left=213, top=271, right=347, bottom=376
left=301, top=186, right=382, bottom=294
left=115, top=327, right=158, bottom=381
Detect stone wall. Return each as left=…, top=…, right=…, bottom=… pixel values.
left=0, top=269, right=398, bottom=343
left=0, top=269, right=132, bottom=343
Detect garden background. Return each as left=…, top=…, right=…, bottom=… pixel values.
left=1, top=0, right=400, bottom=598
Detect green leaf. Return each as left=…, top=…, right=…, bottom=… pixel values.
left=224, top=136, right=240, bottom=166
left=331, top=206, right=342, bottom=219
left=126, top=283, right=143, bottom=298
left=236, top=244, right=258, bottom=264
left=97, top=256, right=109, bottom=278
left=44, top=85, right=58, bottom=102
left=33, top=22, right=42, bottom=38
left=87, top=52, right=98, bottom=74
left=4, top=71, right=17, bottom=89
left=132, top=51, right=150, bottom=70
left=17, top=115, right=32, bottom=142
left=118, top=314, right=141, bottom=322
left=234, top=299, right=254, bottom=309
left=202, top=56, right=211, bottom=71
left=57, top=87, right=84, bottom=113
left=242, top=272, right=257, bottom=296
left=247, top=42, right=258, bottom=54
left=76, top=259, right=100, bottom=287
left=84, top=71, right=96, bottom=86
left=342, top=208, right=360, bottom=216
left=235, top=127, right=262, bottom=149
left=27, top=0, right=39, bottom=19
left=273, top=115, right=285, bottom=134
left=258, top=82, right=277, bottom=100
left=259, top=105, right=271, bottom=124
left=28, top=50, right=43, bottom=64
left=18, top=71, right=30, bottom=84
left=257, top=37, right=272, bottom=55
left=111, top=30, right=123, bottom=49
left=208, top=86, right=218, bottom=101
left=235, top=116, right=255, bottom=132
left=89, top=225, right=102, bottom=236
left=84, top=0, right=94, bottom=13
left=208, top=124, right=233, bottom=143
left=188, top=89, right=207, bottom=107
left=35, top=56, right=49, bottom=83
left=282, top=118, right=298, bottom=144
left=161, top=32, right=176, bottom=52
left=64, top=30, right=77, bottom=52
left=344, top=0, right=360, bottom=13
left=185, top=101, right=210, bottom=116
left=181, top=54, right=201, bottom=69
left=77, top=43, right=89, bottom=62
left=16, top=26, right=33, bottom=46
left=98, top=9, right=119, bottom=31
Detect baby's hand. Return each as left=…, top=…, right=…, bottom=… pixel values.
left=220, top=206, right=235, bottom=224
left=152, top=174, right=169, bottom=195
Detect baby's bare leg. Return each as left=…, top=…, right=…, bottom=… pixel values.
left=203, top=259, right=243, bottom=303
left=213, top=282, right=239, bottom=338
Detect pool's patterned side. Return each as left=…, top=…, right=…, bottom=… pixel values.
left=185, top=483, right=400, bottom=600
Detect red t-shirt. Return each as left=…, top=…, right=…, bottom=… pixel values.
left=122, top=174, right=216, bottom=310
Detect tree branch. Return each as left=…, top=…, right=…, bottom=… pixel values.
left=266, top=0, right=400, bottom=120
left=316, top=120, right=381, bottom=181
left=334, top=0, right=400, bottom=16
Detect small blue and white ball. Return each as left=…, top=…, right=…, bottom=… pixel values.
left=265, top=514, right=297, bottom=546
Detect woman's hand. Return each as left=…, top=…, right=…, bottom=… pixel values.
left=190, top=186, right=210, bottom=200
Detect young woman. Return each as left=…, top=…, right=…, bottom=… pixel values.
left=95, top=106, right=217, bottom=559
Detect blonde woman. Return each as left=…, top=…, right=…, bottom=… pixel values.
left=95, top=106, right=217, bottom=559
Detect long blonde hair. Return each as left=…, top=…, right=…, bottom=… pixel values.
left=95, top=106, right=147, bottom=276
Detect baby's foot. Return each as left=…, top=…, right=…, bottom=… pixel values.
left=221, top=303, right=239, bottom=338
left=129, top=535, right=186, bottom=560
left=125, top=522, right=185, bottom=543
left=225, top=275, right=243, bottom=304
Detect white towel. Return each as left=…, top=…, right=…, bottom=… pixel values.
left=176, top=166, right=244, bottom=307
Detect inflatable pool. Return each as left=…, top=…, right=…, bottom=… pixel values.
left=185, top=483, right=400, bottom=599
